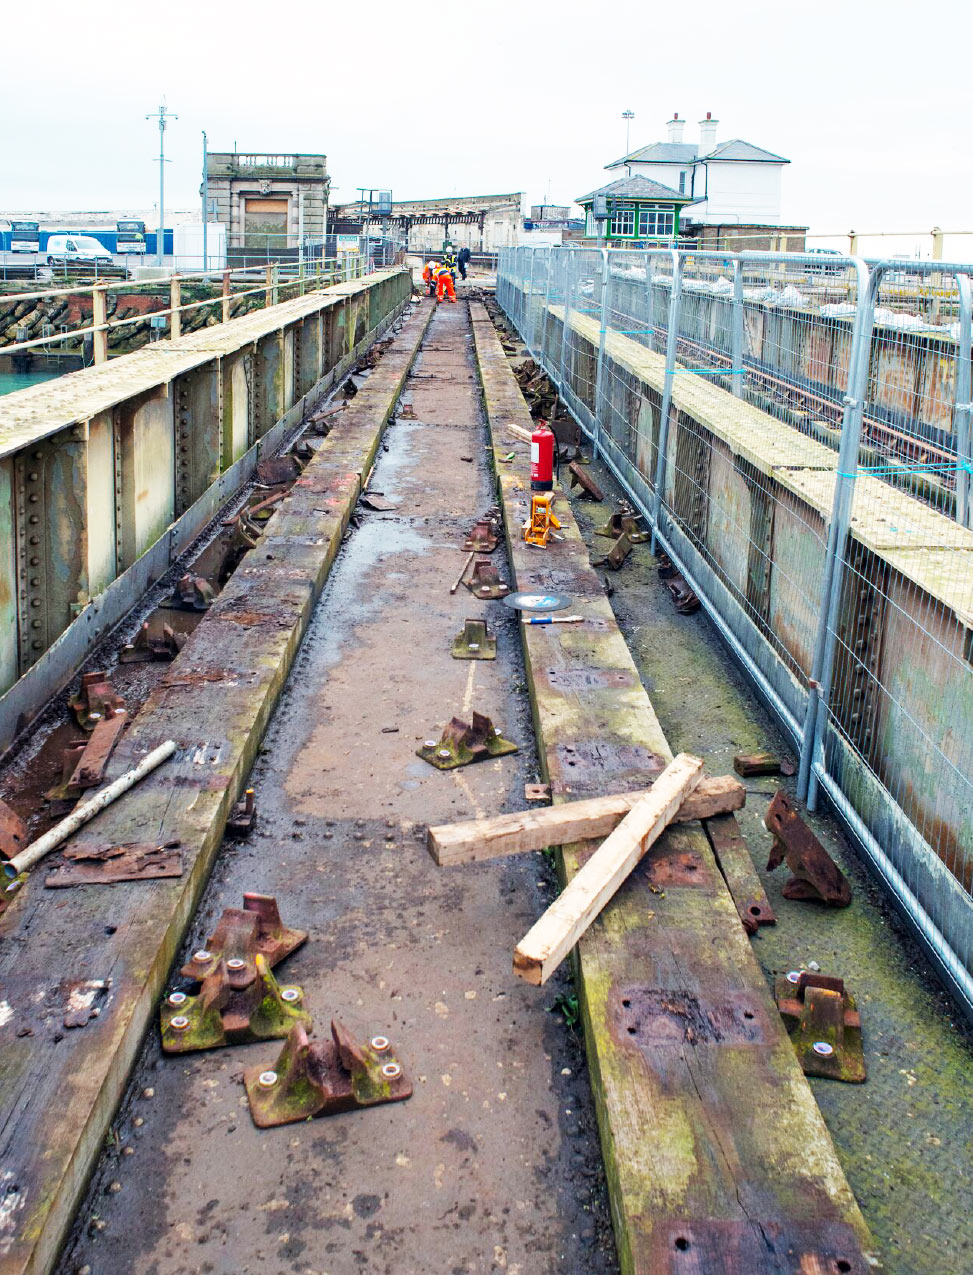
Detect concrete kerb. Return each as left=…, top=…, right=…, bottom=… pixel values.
left=468, top=301, right=878, bottom=1274
left=0, top=299, right=435, bottom=1275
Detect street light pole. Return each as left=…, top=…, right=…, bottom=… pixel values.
left=622, top=109, right=635, bottom=155
left=146, top=101, right=177, bottom=267
left=201, top=130, right=208, bottom=273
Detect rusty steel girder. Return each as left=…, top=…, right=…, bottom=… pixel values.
left=765, top=790, right=852, bottom=907
left=775, top=971, right=865, bottom=1083
left=244, top=1019, right=413, bottom=1128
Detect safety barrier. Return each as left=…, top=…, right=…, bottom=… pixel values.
left=498, top=244, right=973, bottom=1020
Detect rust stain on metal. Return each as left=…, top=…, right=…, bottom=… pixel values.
left=45, top=841, right=183, bottom=888
left=611, top=986, right=769, bottom=1051
left=775, top=971, right=866, bottom=1083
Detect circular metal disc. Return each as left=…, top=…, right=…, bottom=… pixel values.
left=502, top=590, right=572, bottom=613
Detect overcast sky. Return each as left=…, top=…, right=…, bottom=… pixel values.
left=3, top=0, right=971, bottom=258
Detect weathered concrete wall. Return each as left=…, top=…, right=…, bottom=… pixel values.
left=0, top=268, right=411, bottom=739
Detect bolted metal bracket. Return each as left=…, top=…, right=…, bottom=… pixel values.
left=68, top=672, right=126, bottom=732
left=161, top=949, right=310, bottom=1053
left=592, top=530, right=633, bottom=570
left=568, top=461, right=604, bottom=501
left=451, top=619, right=496, bottom=660
left=227, top=788, right=257, bottom=837
left=594, top=505, right=648, bottom=542
left=119, top=620, right=186, bottom=664
left=465, top=558, right=510, bottom=599
left=181, top=893, right=307, bottom=980
left=163, top=573, right=217, bottom=612
left=665, top=575, right=701, bottom=614
left=244, top=1018, right=413, bottom=1128
left=417, top=712, right=518, bottom=770
left=765, top=791, right=852, bottom=906
left=775, top=971, right=865, bottom=1083
left=463, top=511, right=500, bottom=553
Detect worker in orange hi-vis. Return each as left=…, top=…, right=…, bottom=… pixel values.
left=422, top=260, right=439, bottom=296
left=436, top=262, right=456, bottom=303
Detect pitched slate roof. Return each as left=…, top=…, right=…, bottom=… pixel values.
left=605, top=138, right=789, bottom=168
left=606, top=142, right=698, bottom=167
left=576, top=174, right=695, bottom=205
left=706, top=138, right=789, bottom=163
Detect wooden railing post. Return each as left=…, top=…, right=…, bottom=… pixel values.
left=170, top=275, right=181, bottom=339
left=222, top=269, right=231, bottom=323
left=92, top=286, right=108, bottom=364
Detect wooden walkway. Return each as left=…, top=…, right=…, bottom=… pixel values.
left=472, top=301, right=880, bottom=1274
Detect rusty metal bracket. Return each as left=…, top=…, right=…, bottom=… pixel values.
left=592, top=531, right=633, bottom=571
left=244, top=1019, right=413, bottom=1128
left=568, top=462, right=604, bottom=501
left=161, top=947, right=310, bottom=1053
left=70, top=711, right=127, bottom=791
left=594, top=506, right=648, bottom=542
left=417, top=712, right=518, bottom=770
left=465, top=558, right=510, bottom=599
left=164, top=574, right=217, bottom=612
left=774, top=971, right=865, bottom=1082
left=181, top=893, right=307, bottom=979
left=733, top=751, right=795, bottom=777
left=256, top=454, right=303, bottom=487
left=44, top=742, right=87, bottom=801
left=227, top=788, right=257, bottom=837
left=0, top=798, right=27, bottom=861
left=120, top=620, right=186, bottom=664
left=665, top=575, right=701, bottom=614
left=45, top=840, right=183, bottom=888
left=451, top=619, right=496, bottom=660
left=765, top=790, right=852, bottom=907
left=68, top=672, right=126, bottom=732
left=463, top=513, right=500, bottom=553
left=525, top=783, right=551, bottom=802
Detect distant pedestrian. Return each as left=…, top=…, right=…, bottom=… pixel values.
left=457, top=246, right=471, bottom=280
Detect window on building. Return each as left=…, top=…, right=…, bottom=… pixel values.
left=679, top=172, right=686, bottom=194
left=636, top=206, right=675, bottom=240
left=610, top=204, right=635, bottom=237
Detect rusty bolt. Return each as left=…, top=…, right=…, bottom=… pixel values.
left=170, top=1016, right=190, bottom=1031
left=168, top=992, right=187, bottom=1007
left=370, top=1036, right=390, bottom=1053
left=280, top=988, right=301, bottom=1004
left=812, top=1041, right=834, bottom=1057
left=258, top=1070, right=278, bottom=1089
left=226, top=958, right=246, bottom=971
left=381, top=1062, right=401, bottom=1079
left=193, top=950, right=212, bottom=962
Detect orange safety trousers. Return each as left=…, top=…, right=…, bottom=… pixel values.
left=436, top=271, right=456, bottom=302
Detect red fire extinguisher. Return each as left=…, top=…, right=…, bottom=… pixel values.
left=531, top=421, right=555, bottom=492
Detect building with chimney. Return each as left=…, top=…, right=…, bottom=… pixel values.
left=605, top=113, right=789, bottom=227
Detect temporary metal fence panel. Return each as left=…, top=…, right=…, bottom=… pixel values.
left=498, top=243, right=973, bottom=1020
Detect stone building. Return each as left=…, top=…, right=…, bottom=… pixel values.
left=205, top=152, right=330, bottom=248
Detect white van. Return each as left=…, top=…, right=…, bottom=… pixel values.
left=46, top=235, right=114, bottom=268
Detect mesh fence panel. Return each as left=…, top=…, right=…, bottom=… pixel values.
left=498, top=244, right=973, bottom=1014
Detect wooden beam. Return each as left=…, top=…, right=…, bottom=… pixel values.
left=512, top=754, right=704, bottom=985
left=703, top=812, right=776, bottom=931
left=428, top=774, right=744, bottom=866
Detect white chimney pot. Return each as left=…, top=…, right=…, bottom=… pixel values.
left=698, top=113, right=719, bottom=156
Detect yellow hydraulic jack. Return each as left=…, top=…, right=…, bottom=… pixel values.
left=523, top=493, right=561, bottom=549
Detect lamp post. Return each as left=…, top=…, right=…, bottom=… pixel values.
left=201, top=130, right=208, bottom=273
left=146, top=100, right=177, bottom=267
left=622, top=109, right=635, bottom=155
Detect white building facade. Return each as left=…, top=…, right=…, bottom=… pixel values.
left=605, top=113, right=789, bottom=226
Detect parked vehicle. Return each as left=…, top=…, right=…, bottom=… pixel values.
left=46, top=235, right=114, bottom=268
left=804, top=247, right=843, bottom=275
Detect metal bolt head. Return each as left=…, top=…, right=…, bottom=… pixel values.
left=370, top=1035, right=390, bottom=1052
left=168, top=991, right=188, bottom=1007
left=468, top=642, right=480, bottom=651
left=281, top=987, right=301, bottom=1003
left=812, top=1041, right=834, bottom=1057
left=438, top=749, right=451, bottom=760
left=786, top=971, right=801, bottom=984
left=226, top=958, right=246, bottom=971
left=424, top=740, right=436, bottom=749
left=381, top=1062, right=401, bottom=1079
left=193, top=949, right=212, bottom=963
left=258, top=1070, right=278, bottom=1089
left=170, top=1015, right=190, bottom=1031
